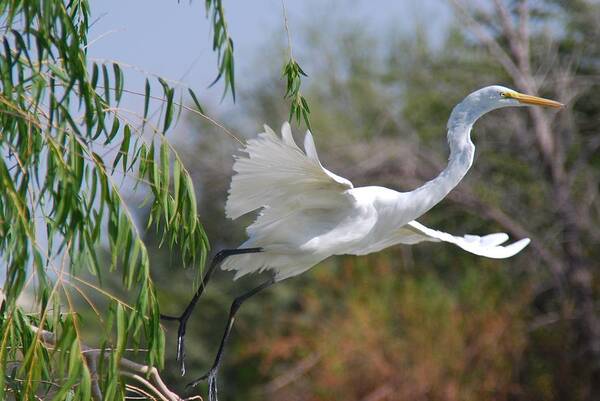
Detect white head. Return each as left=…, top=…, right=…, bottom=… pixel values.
left=450, top=85, right=563, bottom=127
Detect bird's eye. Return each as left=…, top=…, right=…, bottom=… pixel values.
left=500, top=92, right=507, bottom=97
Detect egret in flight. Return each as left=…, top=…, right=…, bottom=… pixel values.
left=163, top=85, right=562, bottom=401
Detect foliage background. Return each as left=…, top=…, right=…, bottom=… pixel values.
left=160, top=2, right=600, bottom=400
left=2, top=0, right=599, bottom=401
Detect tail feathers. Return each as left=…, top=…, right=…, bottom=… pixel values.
left=221, top=251, right=313, bottom=281
left=221, top=252, right=271, bottom=280
left=221, top=239, right=320, bottom=281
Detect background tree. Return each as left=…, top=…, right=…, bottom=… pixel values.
left=165, top=1, right=599, bottom=400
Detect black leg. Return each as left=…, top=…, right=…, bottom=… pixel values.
left=187, top=278, right=275, bottom=401
left=160, top=247, right=262, bottom=375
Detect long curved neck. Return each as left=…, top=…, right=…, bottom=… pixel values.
left=404, top=104, right=478, bottom=219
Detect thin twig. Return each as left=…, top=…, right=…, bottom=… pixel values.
left=264, top=352, right=321, bottom=394
left=282, top=0, right=293, bottom=59
left=27, top=324, right=186, bottom=401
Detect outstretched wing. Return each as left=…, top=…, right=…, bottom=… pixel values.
left=226, top=122, right=353, bottom=219
left=223, top=122, right=355, bottom=280
left=398, top=220, right=530, bottom=259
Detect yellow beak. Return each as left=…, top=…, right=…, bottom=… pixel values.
left=505, top=91, right=564, bottom=108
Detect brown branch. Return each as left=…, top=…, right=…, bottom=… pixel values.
left=493, top=0, right=531, bottom=77
left=449, top=0, right=525, bottom=88
left=449, top=0, right=557, bottom=159
left=517, top=0, right=531, bottom=75
left=120, top=372, right=173, bottom=401
left=445, top=187, right=565, bottom=280
left=493, top=0, right=519, bottom=55
left=264, top=352, right=321, bottom=394
left=28, top=324, right=195, bottom=401
left=126, top=383, right=160, bottom=400
left=360, top=383, right=394, bottom=401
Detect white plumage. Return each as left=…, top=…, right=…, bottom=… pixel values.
left=222, top=86, right=562, bottom=281
left=223, top=123, right=357, bottom=281
left=181, top=87, right=563, bottom=401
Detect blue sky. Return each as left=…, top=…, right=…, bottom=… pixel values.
left=88, top=0, right=452, bottom=115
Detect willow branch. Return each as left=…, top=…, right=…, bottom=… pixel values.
left=28, top=325, right=194, bottom=401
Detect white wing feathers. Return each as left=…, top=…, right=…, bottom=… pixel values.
left=223, top=122, right=354, bottom=281
left=402, top=220, right=530, bottom=259
left=223, top=122, right=528, bottom=281
left=225, top=122, right=353, bottom=219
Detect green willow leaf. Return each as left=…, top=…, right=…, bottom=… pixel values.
left=113, top=62, right=123, bottom=102
left=188, top=88, right=204, bottom=113
left=163, top=87, right=174, bottom=133
left=112, top=124, right=131, bottom=173
left=102, top=63, right=110, bottom=103
left=1, top=2, right=211, bottom=397
left=143, top=78, right=151, bottom=121
left=91, top=62, right=99, bottom=89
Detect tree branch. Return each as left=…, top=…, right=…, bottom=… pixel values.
left=28, top=324, right=197, bottom=401
left=449, top=0, right=556, bottom=158
left=449, top=0, right=525, bottom=88
left=264, top=352, right=321, bottom=394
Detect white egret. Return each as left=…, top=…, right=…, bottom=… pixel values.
left=167, top=85, right=562, bottom=400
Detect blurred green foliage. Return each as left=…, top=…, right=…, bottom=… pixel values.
left=155, top=1, right=600, bottom=401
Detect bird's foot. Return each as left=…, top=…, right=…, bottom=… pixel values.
left=188, top=367, right=219, bottom=401
left=176, top=334, right=186, bottom=376
left=159, top=313, right=187, bottom=375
